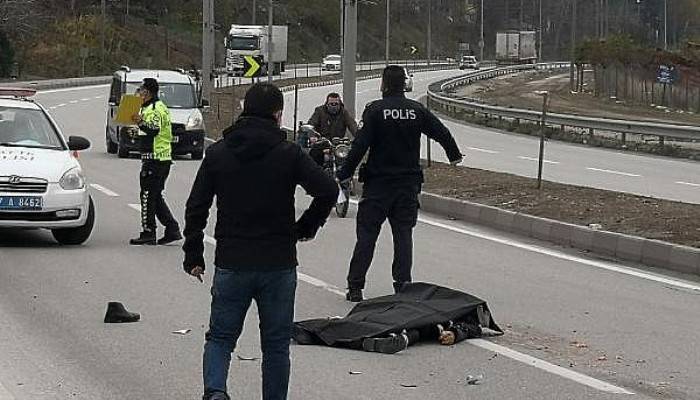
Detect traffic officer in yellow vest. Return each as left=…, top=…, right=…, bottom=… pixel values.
left=129, top=78, right=182, bottom=245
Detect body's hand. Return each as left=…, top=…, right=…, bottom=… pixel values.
left=188, top=266, right=204, bottom=283
left=439, top=330, right=456, bottom=345
left=132, top=114, right=143, bottom=124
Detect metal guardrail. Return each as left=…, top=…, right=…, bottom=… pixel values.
left=428, top=62, right=700, bottom=141
left=14, top=76, right=112, bottom=91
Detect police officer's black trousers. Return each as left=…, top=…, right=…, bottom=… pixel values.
left=139, top=161, right=179, bottom=234
left=347, top=184, right=420, bottom=291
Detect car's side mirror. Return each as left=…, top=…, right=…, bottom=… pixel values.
left=200, top=99, right=210, bottom=108
left=108, top=95, right=118, bottom=105
left=68, top=136, right=91, bottom=151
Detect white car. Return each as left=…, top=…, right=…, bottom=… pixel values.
left=459, top=56, right=480, bottom=70
left=0, top=88, right=94, bottom=245
left=403, top=67, right=414, bottom=92
left=322, top=54, right=342, bottom=71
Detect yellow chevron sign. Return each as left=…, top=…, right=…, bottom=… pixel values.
left=244, top=56, right=262, bottom=77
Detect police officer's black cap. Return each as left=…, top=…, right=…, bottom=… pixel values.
left=141, top=78, right=159, bottom=96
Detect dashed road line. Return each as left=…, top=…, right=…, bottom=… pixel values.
left=81, top=98, right=91, bottom=101
left=90, top=183, right=120, bottom=197
left=518, top=156, right=559, bottom=164
left=466, top=146, right=499, bottom=154
left=69, top=100, right=78, bottom=104
left=586, top=167, right=641, bottom=177
left=676, top=181, right=700, bottom=188
left=56, top=103, right=66, bottom=107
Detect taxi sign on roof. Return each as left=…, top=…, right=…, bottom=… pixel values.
left=0, top=88, right=37, bottom=98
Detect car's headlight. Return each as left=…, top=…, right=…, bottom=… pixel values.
left=186, top=111, right=204, bottom=131
left=59, top=168, right=86, bottom=190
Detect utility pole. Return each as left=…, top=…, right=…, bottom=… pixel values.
left=538, top=0, right=543, bottom=60
left=267, top=0, right=273, bottom=82
left=343, top=0, right=358, bottom=118
left=252, top=0, right=257, bottom=24
left=569, top=0, right=576, bottom=92
left=340, top=0, right=344, bottom=78
left=385, top=0, right=390, bottom=65
left=126, top=0, right=130, bottom=17
left=480, top=0, right=484, bottom=61
left=202, top=0, right=215, bottom=103
left=101, top=0, right=106, bottom=69
left=663, top=0, right=668, bottom=50
left=427, top=0, right=432, bottom=65
left=520, top=0, right=524, bottom=29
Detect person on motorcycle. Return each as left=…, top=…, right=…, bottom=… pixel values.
left=308, top=93, right=358, bottom=140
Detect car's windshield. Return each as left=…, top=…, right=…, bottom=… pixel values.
left=227, top=35, right=259, bottom=51
left=0, top=107, right=63, bottom=150
left=325, top=55, right=341, bottom=61
left=463, top=56, right=477, bottom=62
left=127, top=83, right=196, bottom=109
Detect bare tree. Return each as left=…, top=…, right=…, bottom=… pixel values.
left=0, top=0, right=44, bottom=40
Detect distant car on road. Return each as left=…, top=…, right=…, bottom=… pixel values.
left=322, top=55, right=342, bottom=71
left=459, top=56, right=480, bottom=70
left=105, top=67, right=208, bottom=160
left=0, top=88, right=94, bottom=245
left=403, top=67, right=414, bottom=92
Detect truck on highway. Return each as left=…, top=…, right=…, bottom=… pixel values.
left=224, top=24, right=288, bottom=76
left=496, top=30, right=537, bottom=64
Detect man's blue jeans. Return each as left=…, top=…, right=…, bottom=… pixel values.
left=203, top=267, right=297, bottom=400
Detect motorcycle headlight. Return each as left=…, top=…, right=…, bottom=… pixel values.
left=59, top=168, right=86, bottom=190
left=335, top=144, right=350, bottom=159
left=186, top=111, right=204, bottom=131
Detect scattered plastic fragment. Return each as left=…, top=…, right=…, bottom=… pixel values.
left=172, top=329, right=191, bottom=335
left=236, top=355, right=259, bottom=361
left=400, top=384, right=417, bottom=388
left=466, top=374, right=484, bottom=385
left=348, top=371, right=363, bottom=375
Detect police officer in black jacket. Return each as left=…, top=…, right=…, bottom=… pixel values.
left=336, top=66, right=463, bottom=302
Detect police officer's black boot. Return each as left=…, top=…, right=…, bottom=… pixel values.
left=157, top=229, right=182, bottom=245
left=104, top=302, right=140, bottom=323
left=346, top=288, right=363, bottom=302
left=129, top=231, right=156, bottom=245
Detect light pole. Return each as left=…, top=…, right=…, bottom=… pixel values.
left=479, top=0, right=484, bottom=61
left=267, top=0, right=273, bottom=83
left=569, top=0, right=577, bottom=92
left=385, top=0, right=390, bottom=65
left=427, top=0, right=432, bottom=65
left=252, top=0, right=256, bottom=24
left=101, top=0, right=106, bottom=69
left=202, top=0, right=215, bottom=102
left=663, top=0, right=668, bottom=50
left=343, top=0, right=358, bottom=118
left=538, top=0, right=542, bottom=60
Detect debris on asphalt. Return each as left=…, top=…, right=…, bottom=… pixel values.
left=171, top=329, right=191, bottom=335
left=597, top=355, right=608, bottom=361
left=348, top=371, right=363, bottom=375
left=588, top=223, right=603, bottom=230
left=103, top=301, right=140, bottom=323
left=466, top=374, right=484, bottom=385
left=400, top=384, right=417, bottom=388
left=236, top=355, right=259, bottom=361
left=571, top=341, right=588, bottom=349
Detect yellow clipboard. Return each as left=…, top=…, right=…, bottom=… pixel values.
left=113, top=94, right=143, bottom=125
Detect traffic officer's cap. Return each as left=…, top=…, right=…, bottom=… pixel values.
left=140, top=78, right=159, bottom=97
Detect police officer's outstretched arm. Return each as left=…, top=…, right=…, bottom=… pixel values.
left=183, top=152, right=216, bottom=274
left=336, top=105, right=375, bottom=182
left=422, top=107, right=463, bottom=164
left=295, top=148, right=339, bottom=241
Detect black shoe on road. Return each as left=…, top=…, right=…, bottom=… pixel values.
left=203, top=392, right=230, bottom=400
left=157, top=230, right=182, bottom=245
left=103, top=302, right=140, bottom=323
left=362, top=333, right=409, bottom=354
left=346, top=288, right=363, bottom=302
left=129, top=232, right=156, bottom=246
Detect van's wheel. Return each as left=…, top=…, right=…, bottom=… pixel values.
left=106, top=127, right=117, bottom=154
left=52, top=197, right=95, bottom=245
left=191, top=149, right=204, bottom=160
left=117, top=132, right=130, bottom=158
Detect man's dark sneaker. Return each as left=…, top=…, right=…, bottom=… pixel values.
left=203, top=392, right=230, bottom=400
left=393, top=281, right=409, bottom=294
left=346, top=288, right=363, bottom=302
left=362, top=333, right=409, bottom=354
left=157, top=229, right=182, bottom=245
left=129, top=232, right=156, bottom=245
left=103, top=302, right=140, bottom=323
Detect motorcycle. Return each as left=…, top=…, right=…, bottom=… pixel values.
left=298, top=124, right=352, bottom=218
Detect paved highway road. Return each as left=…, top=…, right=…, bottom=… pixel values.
left=0, top=72, right=699, bottom=399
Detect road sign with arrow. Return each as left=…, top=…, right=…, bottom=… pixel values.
left=244, top=56, right=263, bottom=78
left=410, top=46, right=418, bottom=55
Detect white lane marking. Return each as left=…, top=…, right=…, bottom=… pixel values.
left=518, top=156, right=559, bottom=164
left=69, top=100, right=78, bottom=104
left=676, top=181, right=700, bottom=188
left=81, top=98, right=90, bottom=101
left=56, top=103, right=66, bottom=107
left=38, top=84, right=110, bottom=94
left=90, top=183, right=119, bottom=197
left=471, top=339, right=634, bottom=395
left=0, top=380, right=15, bottom=400
left=49, top=106, right=57, bottom=110
left=124, top=195, right=638, bottom=393
left=94, top=96, right=103, bottom=99
left=586, top=167, right=641, bottom=177
left=466, top=146, right=499, bottom=154
left=349, top=198, right=700, bottom=292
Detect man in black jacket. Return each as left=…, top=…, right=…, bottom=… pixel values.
left=182, top=83, right=338, bottom=400
left=336, top=66, right=463, bottom=302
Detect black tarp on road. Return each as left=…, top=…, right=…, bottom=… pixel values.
left=294, top=282, right=502, bottom=348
